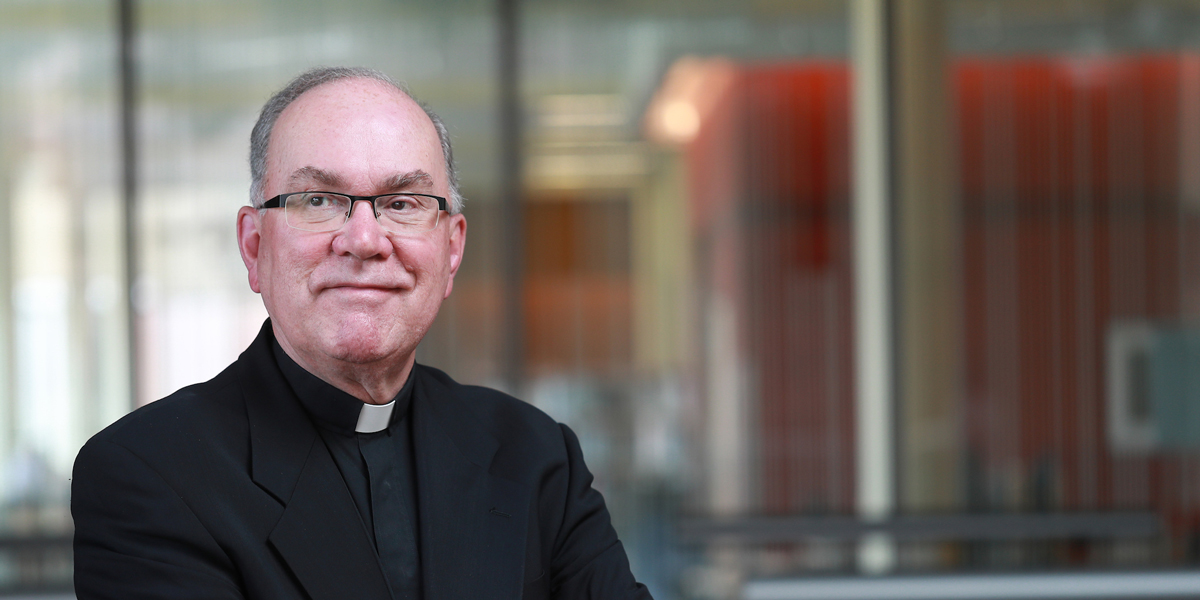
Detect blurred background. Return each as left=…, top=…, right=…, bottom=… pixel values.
left=4, top=0, right=1200, bottom=598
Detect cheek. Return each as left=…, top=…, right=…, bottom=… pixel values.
left=409, top=250, right=451, bottom=288
left=255, top=251, right=284, bottom=309
left=258, top=238, right=321, bottom=304
left=395, top=232, right=452, bottom=270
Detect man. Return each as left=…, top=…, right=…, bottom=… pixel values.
left=71, top=66, right=652, bottom=600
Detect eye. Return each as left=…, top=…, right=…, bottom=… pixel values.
left=306, top=194, right=335, bottom=208
left=383, top=196, right=415, bottom=211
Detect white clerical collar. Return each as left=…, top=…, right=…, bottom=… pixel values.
left=355, top=400, right=396, bottom=433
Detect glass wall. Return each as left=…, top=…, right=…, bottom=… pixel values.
left=5, top=1, right=1200, bottom=598
left=0, top=1, right=123, bottom=592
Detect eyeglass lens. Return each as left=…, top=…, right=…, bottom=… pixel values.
left=283, top=193, right=441, bottom=233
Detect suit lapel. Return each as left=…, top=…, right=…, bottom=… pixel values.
left=412, top=367, right=530, bottom=600
left=268, top=438, right=393, bottom=600
left=238, top=323, right=392, bottom=600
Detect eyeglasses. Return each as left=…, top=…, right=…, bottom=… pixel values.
left=261, top=191, right=448, bottom=234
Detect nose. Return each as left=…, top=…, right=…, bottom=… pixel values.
left=331, top=199, right=394, bottom=259
left=345, top=198, right=379, bottom=222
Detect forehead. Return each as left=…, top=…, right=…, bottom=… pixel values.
left=265, top=78, right=444, bottom=189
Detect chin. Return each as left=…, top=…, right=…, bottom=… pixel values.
left=324, top=335, right=402, bottom=365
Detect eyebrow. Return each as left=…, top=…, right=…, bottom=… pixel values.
left=286, top=166, right=434, bottom=193
left=382, top=170, right=434, bottom=191
left=287, top=166, right=345, bottom=189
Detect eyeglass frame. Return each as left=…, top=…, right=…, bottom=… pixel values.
left=260, top=191, right=449, bottom=233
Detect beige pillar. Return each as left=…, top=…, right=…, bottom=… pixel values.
left=852, top=0, right=896, bottom=574
left=0, top=152, right=11, bottom=466
left=894, top=0, right=963, bottom=512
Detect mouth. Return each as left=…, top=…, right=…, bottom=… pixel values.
left=321, top=284, right=404, bottom=299
left=328, top=283, right=397, bottom=290
left=311, top=271, right=415, bottom=297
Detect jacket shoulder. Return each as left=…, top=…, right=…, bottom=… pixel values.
left=81, top=360, right=248, bottom=464
left=415, top=364, right=568, bottom=462
left=418, top=364, right=556, bottom=424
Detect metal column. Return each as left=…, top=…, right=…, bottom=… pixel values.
left=851, top=0, right=897, bottom=575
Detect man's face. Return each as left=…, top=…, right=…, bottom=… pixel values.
left=237, top=78, right=466, bottom=377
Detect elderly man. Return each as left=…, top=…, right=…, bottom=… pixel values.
left=71, top=67, right=651, bottom=600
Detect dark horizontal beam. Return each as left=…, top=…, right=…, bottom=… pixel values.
left=0, top=534, right=72, bottom=552
left=0, top=586, right=74, bottom=597
left=744, top=570, right=1200, bottom=600
left=679, top=512, right=1162, bottom=544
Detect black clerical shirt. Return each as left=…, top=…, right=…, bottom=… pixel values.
left=272, top=341, right=421, bottom=600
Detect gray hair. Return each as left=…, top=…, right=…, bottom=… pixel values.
left=248, top=66, right=463, bottom=213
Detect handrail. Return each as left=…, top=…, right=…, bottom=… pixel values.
left=679, top=512, right=1162, bottom=544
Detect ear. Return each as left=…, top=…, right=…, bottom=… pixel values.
left=237, top=206, right=263, bottom=294
left=443, top=212, right=467, bottom=299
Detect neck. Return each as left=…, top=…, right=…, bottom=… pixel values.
left=323, top=361, right=413, bottom=405
left=275, top=336, right=413, bottom=405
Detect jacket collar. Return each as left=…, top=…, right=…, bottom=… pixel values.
left=240, top=320, right=317, bottom=505
left=410, top=369, right=529, bottom=600
left=238, top=320, right=529, bottom=600
left=238, top=321, right=392, bottom=600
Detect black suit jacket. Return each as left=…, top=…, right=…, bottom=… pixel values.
left=72, top=322, right=651, bottom=600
